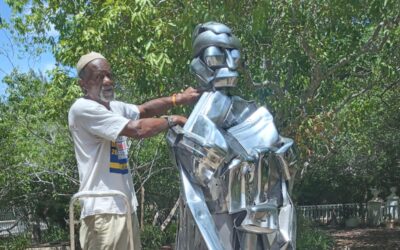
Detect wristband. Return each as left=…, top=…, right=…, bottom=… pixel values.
left=162, top=115, right=177, bottom=128
left=172, top=93, right=177, bottom=107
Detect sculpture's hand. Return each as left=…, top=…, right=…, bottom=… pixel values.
left=176, top=87, right=202, bottom=105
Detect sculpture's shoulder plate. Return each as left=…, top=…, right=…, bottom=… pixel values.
left=184, top=91, right=232, bottom=130
left=222, top=95, right=257, bottom=128
left=228, top=106, right=279, bottom=160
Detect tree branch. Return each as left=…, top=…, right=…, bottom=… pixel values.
left=160, top=197, right=180, bottom=231
left=21, top=115, right=54, bottom=145
left=334, top=86, right=372, bottom=113
left=326, top=21, right=386, bottom=76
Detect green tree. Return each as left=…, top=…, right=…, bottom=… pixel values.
left=0, top=68, right=79, bottom=242
left=1, top=0, right=399, bottom=246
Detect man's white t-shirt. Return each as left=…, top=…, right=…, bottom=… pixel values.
left=68, top=98, right=139, bottom=218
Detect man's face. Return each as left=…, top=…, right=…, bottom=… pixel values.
left=80, top=58, right=115, bottom=102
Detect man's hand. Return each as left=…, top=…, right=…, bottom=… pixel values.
left=170, top=115, right=188, bottom=127
left=138, top=87, right=202, bottom=119
left=176, top=87, right=202, bottom=105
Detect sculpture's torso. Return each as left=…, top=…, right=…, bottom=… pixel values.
left=167, top=91, right=296, bottom=250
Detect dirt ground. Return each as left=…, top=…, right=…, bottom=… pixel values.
left=327, top=227, right=400, bottom=250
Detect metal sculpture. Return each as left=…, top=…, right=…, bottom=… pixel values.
left=166, top=22, right=297, bottom=250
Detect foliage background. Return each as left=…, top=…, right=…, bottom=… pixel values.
left=1, top=0, right=399, bottom=248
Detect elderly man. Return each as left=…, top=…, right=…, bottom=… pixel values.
left=68, top=52, right=200, bottom=250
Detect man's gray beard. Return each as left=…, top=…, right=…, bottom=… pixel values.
left=99, top=87, right=115, bottom=102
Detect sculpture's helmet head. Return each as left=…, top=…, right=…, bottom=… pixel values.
left=190, top=22, right=241, bottom=91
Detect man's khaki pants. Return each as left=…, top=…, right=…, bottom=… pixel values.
left=80, top=213, right=141, bottom=250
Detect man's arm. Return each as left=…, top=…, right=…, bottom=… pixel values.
left=138, top=87, right=200, bottom=118
left=119, top=115, right=187, bottom=139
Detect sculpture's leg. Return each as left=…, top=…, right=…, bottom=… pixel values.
left=176, top=206, right=236, bottom=250
left=212, top=213, right=234, bottom=249
left=273, top=181, right=296, bottom=250
left=176, top=198, right=208, bottom=250
left=176, top=167, right=225, bottom=250
left=236, top=231, right=277, bottom=250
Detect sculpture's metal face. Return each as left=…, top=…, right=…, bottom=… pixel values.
left=190, top=22, right=241, bottom=90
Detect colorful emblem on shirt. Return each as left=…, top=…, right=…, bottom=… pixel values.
left=110, top=136, right=129, bottom=174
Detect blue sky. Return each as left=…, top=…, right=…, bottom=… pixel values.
left=0, top=0, right=56, bottom=98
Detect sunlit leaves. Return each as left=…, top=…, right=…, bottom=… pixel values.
left=2, top=0, right=399, bottom=214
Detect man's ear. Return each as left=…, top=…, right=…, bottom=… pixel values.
left=78, top=78, right=86, bottom=94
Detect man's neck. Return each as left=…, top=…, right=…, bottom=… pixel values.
left=84, top=95, right=111, bottom=110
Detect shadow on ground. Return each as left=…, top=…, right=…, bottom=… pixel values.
left=326, top=227, right=400, bottom=250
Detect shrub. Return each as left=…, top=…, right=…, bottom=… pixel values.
left=0, top=234, right=30, bottom=250
left=297, top=215, right=334, bottom=250
left=141, top=225, right=165, bottom=250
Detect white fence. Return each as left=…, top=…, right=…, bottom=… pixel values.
left=0, top=208, right=47, bottom=237
left=298, top=203, right=399, bottom=226
left=1, top=203, right=399, bottom=236
left=0, top=208, right=27, bottom=237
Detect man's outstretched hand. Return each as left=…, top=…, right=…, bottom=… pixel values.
left=169, top=115, right=188, bottom=127
left=176, top=87, right=202, bottom=105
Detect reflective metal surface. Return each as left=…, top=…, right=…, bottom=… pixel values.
left=184, top=91, right=232, bottom=131
left=178, top=167, right=225, bottom=250
left=166, top=92, right=296, bottom=250
left=213, top=68, right=239, bottom=88
left=203, top=46, right=226, bottom=68
left=228, top=107, right=279, bottom=159
left=192, top=30, right=241, bottom=57
left=167, top=21, right=296, bottom=250
left=191, top=22, right=241, bottom=90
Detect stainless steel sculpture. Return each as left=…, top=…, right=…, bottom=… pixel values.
left=166, top=22, right=297, bottom=250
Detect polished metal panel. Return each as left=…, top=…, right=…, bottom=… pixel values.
left=203, top=46, right=226, bottom=68
left=204, top=174, right=229, bottom=213
left=229, top=49, right=241, bottom=69
left=222, top=96, right=257, bottom=128
left=185, top=91, right=232, bottom=131
left=239, top=233, right=258, bottom=250
left=275, top=136, right=294, bottom=154
left=228, top=107, right=279, bottom=159
left=196, top=22, right=232, bottom=35
left=239, top=200, right=278, bottom=233
left=192, top=30, right=241, bottom=57
left=227, top=160, right=246, bottom=212
left=191, top=21, right=241, bottom=90
left=190, top=57, right=215, bottom=88
left=179, top=167, right=225, bottom=250
left=278, top=181, right=296, bottom=247
left=225, top=49, right=240, bottom=70
left=175, top=131, right=227, bottom=186
left=167, top=121, right=226, bottom=186
left=170, top=21, right=296, bottom=248
left=187, top=114, right=228, bottom=150
left=168, top=90, right=297, bottom=249
left=213, top=68, right=239, bottom=88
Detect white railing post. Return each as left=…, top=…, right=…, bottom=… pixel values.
left=69, top=190, right=134, bottom=250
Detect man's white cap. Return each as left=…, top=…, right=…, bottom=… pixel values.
left=76, top=52, right=106, bottom=75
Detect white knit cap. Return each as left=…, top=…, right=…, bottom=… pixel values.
left=76, top=52, right=106, bottom=75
